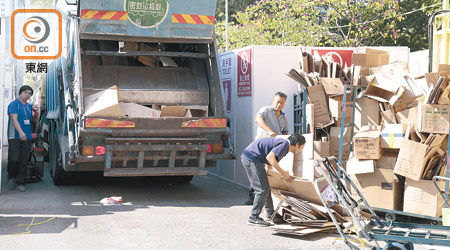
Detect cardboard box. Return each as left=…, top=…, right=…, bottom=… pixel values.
left=364, top=77, right=404, bottom=105
left=320, top=78, right=345, bottom=96
left=346, top=156, right=375, bottom=174
left=307, top=85, right=333, bottom=126
left=84, top=86, right=125, bottom=117
left=160, top=106, right=188, bottom=117
left=380, top=124, right=406, bottom=149
left=403, top=179, right=445, bottom=217
left=313, top=141, right=330, bottom=160
left=352, top=53, right=389, bottom=68
left=417, top=103, right=450, bottom=134
left=185, top=105, right=208, bottom=117
left=119, top=103, right=161, bottom=118
left=395, top=107, right=418, bottom=127
left=376, top=152, right=398, bottom=170
left=329, top=127, right=351, bottom=161
left=329, top=95, right=352, bottom=121
left=394, top=136, right=445, bottom=181
left=353, top=125, right=382, bottom=160
left=350, top=168, right=402, bottom=210
left=354, top=98, right=380, bottom=132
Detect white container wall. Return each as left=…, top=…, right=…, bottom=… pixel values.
left=212, top=45, right=301, bottom=188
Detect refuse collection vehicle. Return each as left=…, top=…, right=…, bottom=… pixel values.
left=40, top=0, right=233, bottom=185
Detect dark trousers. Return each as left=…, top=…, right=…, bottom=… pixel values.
left=241, top=158, right=274, bottom=218
left=8, top=139, right=32, bottom=186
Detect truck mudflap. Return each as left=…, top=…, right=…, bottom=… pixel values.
left=103, top=138, right=208, bottom=177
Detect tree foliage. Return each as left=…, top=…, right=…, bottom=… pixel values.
left=215, top=0, right=328, bottom=51
left=318, top=0, right=400, bottom=47
left=384, top=0, right=441, bottom=52
left=215, top=0, right=410, bottom=52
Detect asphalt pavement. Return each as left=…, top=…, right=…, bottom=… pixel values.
left=0, top=149, right=446, bottom=250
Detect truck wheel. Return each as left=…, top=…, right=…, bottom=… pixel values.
left=50, top=123, right=73, bottom=185
left=171, top=175, right=194, bottom=183
left=382, top=242, right=408, bottom=250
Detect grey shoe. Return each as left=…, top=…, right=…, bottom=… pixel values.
left=266, top=213, right=284, bottom=224
left=17, top=185, right=26, bottom=192
left=247, top=216, right=270, bottom=227
left=8, top=178, right=16, bottom=190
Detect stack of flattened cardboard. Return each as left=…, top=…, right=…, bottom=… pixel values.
left=267, top=168, right=346, bottom=236
left=286, top=47, right=450, bottom=219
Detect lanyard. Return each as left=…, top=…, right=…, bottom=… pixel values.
left=17, top=101, right=30, bottom=120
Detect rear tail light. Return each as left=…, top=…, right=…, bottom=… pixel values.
left=213, top=143, right=223, bottom=153
left=95, top=146, right=106, bottom=156
left=206, top=144, right=213, bottom=153
left=82, top=146, right=94, bottom=156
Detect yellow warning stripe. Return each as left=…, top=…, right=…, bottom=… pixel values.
left=181, top=14, right=196, bottom=24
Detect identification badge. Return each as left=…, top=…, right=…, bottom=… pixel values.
left=24, top=120, right=30, bottom=125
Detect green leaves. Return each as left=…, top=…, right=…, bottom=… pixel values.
left=214, top=0, right=439, bottom=51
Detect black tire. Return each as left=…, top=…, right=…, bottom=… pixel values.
left=170, top=175, right=194, bottom=183
left=383, top=242, right=408, bottom=250
left=50, top=122, right=73, bottom=185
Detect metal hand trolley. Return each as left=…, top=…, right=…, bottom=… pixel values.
left=313, top=157, right=450, bottom=250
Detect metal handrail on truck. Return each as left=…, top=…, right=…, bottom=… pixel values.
left=313, top=157, right=450, bottom=250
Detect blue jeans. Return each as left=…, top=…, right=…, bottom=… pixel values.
left=241, top=158, right=274, bottom=219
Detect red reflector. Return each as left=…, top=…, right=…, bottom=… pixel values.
left=33, top=147, right=45, bottom=152
left=95, top=146, right=106, bottom=156
left=206, top=144, right=213, bottom=153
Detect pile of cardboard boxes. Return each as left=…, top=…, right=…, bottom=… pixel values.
left=281, top=48, right=449, bottom=219
left=83, top=86, right=208, bottom=118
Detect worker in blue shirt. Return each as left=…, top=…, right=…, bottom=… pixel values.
left=7, top=85, right=34, bottom=192
left=241, top=133, right=305, bottom=226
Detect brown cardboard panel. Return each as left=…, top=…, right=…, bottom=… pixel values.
left=394, top=137, right=443, bottom=181
left=84, top=86, right=125, bottom=117
left=425, top=72, right=439, bottom=87
left=160, top=106, right=188, bottom=117
left=185, top=105, right=208, bottom=117
left=267, top=169, right=322, bottom=205
left=329, top=127, right=351, bottom=161
left=403, top=179, right=445, bottom=217
left=354, top=98, right=380, bottom=132
left=313, top=141, right=330, bottom=160
left=376, top=152, right=398, bottom=170
left=351, top=168, right=402, bottom=210
left=307, top=85, right=333, bottom=125
left=365, top=84, right=404, bottom=105
left=438, top=64, right=450, bottom=74
left=417, top=103, right=450, bottom=134
left=119, top=103, right=161, bottom=118
left=353, top=125, right=382, bottom=160
left=329, top=96, right=352, bottom=121
left=360, top=48, right=390, bottom=55
left=352, top=53, right=389, bottom=68
left=319, top=78, right=345, bottom=96
left=395, top=106, right=418, bottom=127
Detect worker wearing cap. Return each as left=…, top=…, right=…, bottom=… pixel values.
left=241, top=133, right=305, bottom=226
left=7, top=85, right=34, bottom=192
left=245, top=92, right=289, bottom=205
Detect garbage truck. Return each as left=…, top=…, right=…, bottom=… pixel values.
left=40, top=0, right=233, bottom=185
